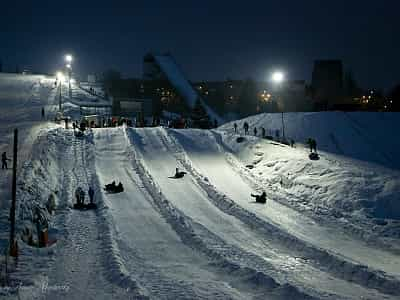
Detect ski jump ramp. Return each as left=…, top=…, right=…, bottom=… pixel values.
left=152, top=54, right=224, bottom=124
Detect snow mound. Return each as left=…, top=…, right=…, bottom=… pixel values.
left=219, top=112, right=400, bottom=225
left=220, top=111, right=400, bottom=170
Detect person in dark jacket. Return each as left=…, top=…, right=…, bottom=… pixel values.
left=311, top=139, right=317, bottom=152
left=306, top=138, right=313, bottom=152
left=88, top=187, right=95, bottom=204
left=254, top=127, right=257, bottom=136
left=234, top=122, right=237, bottom=133
left=174, top=168, right=187, bottom=178
left=251, top=192, right=267, bottom=204
left=1, top=152, right=10, bottom=169
left=244, top=122, right=249, bottom=135
left=261, top=127, right=266, bottom=138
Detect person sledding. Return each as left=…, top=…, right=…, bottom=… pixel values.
left=104, top=181, right=116, bottom=191
left=169, top=168, right=186, bottom=179
left=104, top=181, right=124, bottom=193
left=251, top=191, right=267, bottom=204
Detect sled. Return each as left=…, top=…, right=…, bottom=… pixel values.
left=73, top=202, right=98, bottom=210
left=236, top=137, right=245, bottom=143
left=104, top=182, right=124, bottom=193
left=103, top=187, right=124, bottom=193
left=309, top=152, right=320, bottom=160
left=169, top=171, right=186, bottom=179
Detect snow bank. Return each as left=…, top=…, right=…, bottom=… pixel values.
left=164, top=128, right=400, bottom=296
left=219, top=112, right=400, bottom=224
left=220, top=111, right=400, bottom=170
left=125, top=127, right=316, bottom=300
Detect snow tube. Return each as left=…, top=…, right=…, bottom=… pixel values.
left=309, top=152, right=320, bottom=160
left=73, top=202, right=98, bottom=210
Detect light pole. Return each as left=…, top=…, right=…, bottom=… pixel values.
left=65, top=54, right=73, bottom=98
left=271, top=71, right=286, bottom=141
left=56, top=72, right=65, bottom=111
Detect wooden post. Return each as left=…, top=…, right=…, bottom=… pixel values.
left=9, top=129, right=18, bottom=257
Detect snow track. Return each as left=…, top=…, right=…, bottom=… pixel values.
left=164, top=128, right=400, bottom=296
left=123, top=127, right=396, bottom=299
left=94, top=128, right=260, bottom=299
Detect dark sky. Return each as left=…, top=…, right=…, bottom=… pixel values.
left=1, top=0, right=399, bottom=89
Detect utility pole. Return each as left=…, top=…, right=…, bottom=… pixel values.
left=59, top=81, right=62, bottom=111
left=68, top=68, right=72, bottom=98
left=9, top=129, right=18, bottom=257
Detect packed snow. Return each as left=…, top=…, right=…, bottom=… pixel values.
left=0, top=73, right=399, bottom=299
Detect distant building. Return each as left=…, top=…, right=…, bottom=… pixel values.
left=194, top=79, right=311, bottom=115
left=311, top=60, right=344, bottom=110
left=111, top=96, right=152, bottom=120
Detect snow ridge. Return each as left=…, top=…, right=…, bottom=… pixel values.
left=124, top=128, right=317, bottom=300
left=163, top=128, right=400, bottom=297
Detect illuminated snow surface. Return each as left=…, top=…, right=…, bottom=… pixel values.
left=0, top=73, right=399, bottom=299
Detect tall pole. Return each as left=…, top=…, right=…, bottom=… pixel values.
left=9, top=129, right=18, bottom=257
left=281, top=111, right=285, bottom=140
left=59, top=81, right=62, bottom=111
left=68, top=68, right=72, bottom=98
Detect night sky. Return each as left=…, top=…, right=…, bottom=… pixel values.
left=1, top=0, right=399, bottom=89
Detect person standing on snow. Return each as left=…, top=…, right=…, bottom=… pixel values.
left=312, top=139, right=317, bottom=153
left=243, top=122, right=249, bottom=135
left=306, top=138, right=313, bottom=152
left=254, top=127, right=257, bottom=136
left=88, top=187, right=95, bottom=204
left=41, top=107, right=45, bottom=119
left=234, top=122, right=237, bottom=133
left=1, top=152, right=11, bottom=169
left=261, top=127, right=266, bottom=138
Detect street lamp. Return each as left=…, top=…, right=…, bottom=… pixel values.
left=65, top=54, right=73, bottom=63
left=271, top=71, right=286, bottom=141
left=65, top=54, right=73, bottom=98
left=56, top=72, right=65, bottom=111
left=271, top=71, right=284, bottom=84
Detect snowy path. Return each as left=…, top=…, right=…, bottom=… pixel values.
left=24, top=130, right=130, bottom=300
left=129, top=127, right=396, bottom=300
left=0, top=75, right=58, bottom=254
left=171, top=129, right=400, bottom=277
left=93, top=128, right=252, bottom=299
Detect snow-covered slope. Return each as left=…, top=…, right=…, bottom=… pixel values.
left=2, top=75, right=399, bottom=300
left=220, top=112, right=400, bottom=170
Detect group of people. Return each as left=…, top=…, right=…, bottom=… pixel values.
left=74, top=186, right=96, bottom=208
left=104, top=181, right=124, bottom=193
left=234, top=122, right=268, bottom=139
